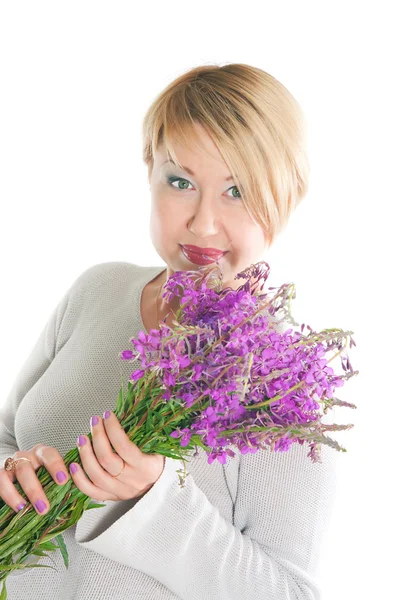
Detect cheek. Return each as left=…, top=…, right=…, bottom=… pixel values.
left=158, top=204, right=180, bottom=233
left=149, top=204, right=179, bottom=247
left=237, top=221, right=266, bottom=252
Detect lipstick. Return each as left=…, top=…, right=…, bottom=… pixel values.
left=180, top=244, right=226, bottom=266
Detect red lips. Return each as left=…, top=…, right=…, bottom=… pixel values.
left=180, top=245, right=226, bottom=266
left=181, top=245, right=225, bottom=258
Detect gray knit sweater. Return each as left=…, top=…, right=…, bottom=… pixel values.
left=0, top=262, right=337, bottom=599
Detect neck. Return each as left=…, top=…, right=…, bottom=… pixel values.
left=156, top=272, right=179, bottom=325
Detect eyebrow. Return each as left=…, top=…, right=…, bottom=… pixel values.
left=162, top=159, right=234, bottom=181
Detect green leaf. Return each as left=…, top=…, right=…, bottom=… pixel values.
left=145, top=410, right=153, bottom=435
left=18, top=563, right=58, bottom=572
left=123, top=388, right=132, bottom=414
left=37, top=541, right=58, bottom=552
left=0, top=563, right=56, bottom=572
left=0, top=580, right=7, bottom=600
left=86, top=501, right=106, bottom=510
left=55, top=534, right=69, bottom=569
left=116, top=384, right=124, bottom=415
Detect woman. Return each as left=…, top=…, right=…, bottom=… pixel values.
left=0, top=63, right=336, bottom=599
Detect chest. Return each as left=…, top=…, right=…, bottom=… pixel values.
left=140, top=280, right=175, bottom=333
left=14, top=296, right=240, bottom=523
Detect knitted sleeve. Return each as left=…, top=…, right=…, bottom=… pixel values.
left=0, top=263, right=121, bottom=577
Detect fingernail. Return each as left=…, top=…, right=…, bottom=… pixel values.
left=91, top=415, right=99, bottom=426
left=16, top=502, right=26, bottom=511
left=103, top=410, right=111, bottom=419
left=35, top=499, right=47, bottom=514
left=77, top=435, right=86, bottom=446
left=70, top=463, right=78, bottom=474
left=56, top=470, right=67, bottom=483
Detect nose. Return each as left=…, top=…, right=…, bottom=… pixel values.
left=187, top=194, right=220, bottom=238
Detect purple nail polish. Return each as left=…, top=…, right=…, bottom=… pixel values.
left=70, top=463, right=78, bottom=474
left=16, top=502, right=26, bottom=511
left=103, top=410, right=111, bottom=419
left=77, top=435, right=86, bottom=446
left=35, top=499, right=47, bottom=514
left=56, top=470, right=66, bottom=483
left=91, top=415, right=99, bottom=426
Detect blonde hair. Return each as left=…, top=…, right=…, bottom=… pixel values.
left=142, top=63, right=310, bottom=248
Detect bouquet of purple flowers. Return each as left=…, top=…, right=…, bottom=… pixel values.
left=0, top=260, right=357, bottom=594
left=122, top=261, right=356, bottom=472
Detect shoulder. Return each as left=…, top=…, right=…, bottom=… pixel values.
left=67, top=261, right=141, bottom=298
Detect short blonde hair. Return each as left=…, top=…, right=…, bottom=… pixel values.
left=142, top=63, right=310, bottom=248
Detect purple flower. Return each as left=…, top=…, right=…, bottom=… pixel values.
left=117, top=260, right=358, bottom=467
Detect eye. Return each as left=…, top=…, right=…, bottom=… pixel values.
left=227, top=186, right=242, bottom=199
left=167, top=176, right=241, bottom=200
left=167, top=176, right=193, bottom=191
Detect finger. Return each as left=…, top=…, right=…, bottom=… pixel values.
left=7, top=446, right=70, bottom=488
left=33, top=444, right=70, bottom=487
left=3, top=450, right=40, bottom=484
left=102, top=410, right=143, bottom=466
left=0, top=469, right=30, bottom=513
left=76, top=434, right=129, bottom=495
left=68, top=461, right=119, bottom=502
left=103, top=411, right=166, bottom=492
left=89, top=414, right=127, bottom=477
left=10, top=460, right=52, bottom=516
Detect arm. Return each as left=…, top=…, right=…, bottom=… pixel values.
left=0, top=288, right=71, bottom=468
left=0, top=261, right=124, bottom=466
left=0, top=283, right=73, bottom=577
left=75, top=437, right=338, bottom=600
left=0, top=263, right=118, bottom=576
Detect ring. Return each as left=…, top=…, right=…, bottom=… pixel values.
left=3, top=457, right=33, bottom=474
left=110, top=458, right=126, bottom=479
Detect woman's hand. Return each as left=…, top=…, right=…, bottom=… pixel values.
left=71, top=410, right=165, bottom=502
left=0, top=444, right=72, bottom=515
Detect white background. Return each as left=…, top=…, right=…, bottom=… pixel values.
left=0, top=2, right=396, bottom=598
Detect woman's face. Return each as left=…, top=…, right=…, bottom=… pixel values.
left=148, top=122, right=267, bottom=301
